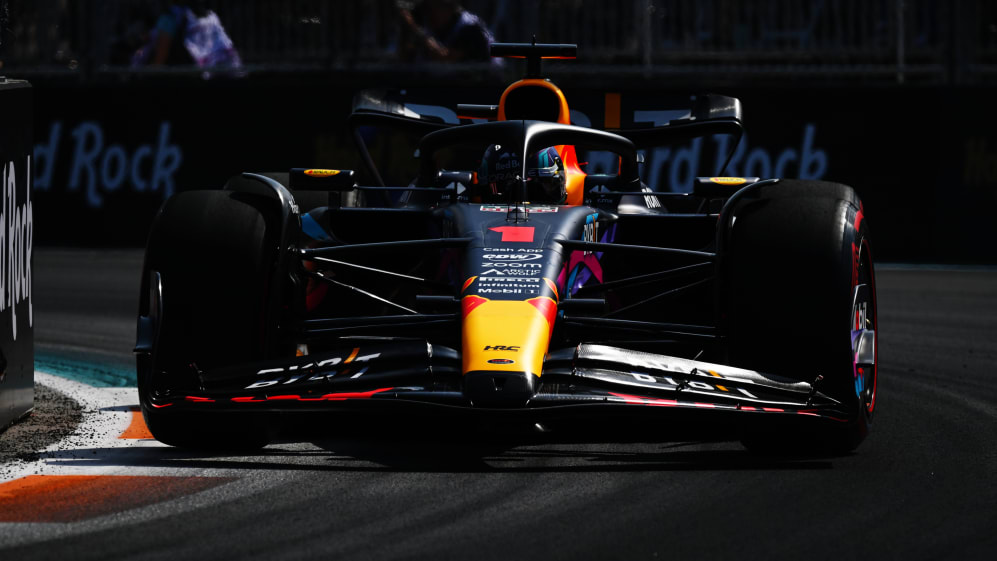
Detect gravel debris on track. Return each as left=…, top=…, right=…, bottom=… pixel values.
left=0, top=384, right=83, bottom=471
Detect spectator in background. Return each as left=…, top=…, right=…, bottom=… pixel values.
left=398, top=0, right=496, bottom=63
left=0, top=0, right=9, bottom=67
left=132, top=0, right=242, bottom=76
left=110, top=3, right=158, bottom=66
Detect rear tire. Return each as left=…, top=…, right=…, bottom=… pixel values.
left=138, top=190, right=282, bottom=449
left=720, top=180, right=877, bottom=454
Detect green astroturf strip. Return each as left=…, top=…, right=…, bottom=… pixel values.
left=34, top=353, right=137, bottom=387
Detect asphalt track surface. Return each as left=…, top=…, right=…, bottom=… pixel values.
left=1, top=249, right=995, bottom=560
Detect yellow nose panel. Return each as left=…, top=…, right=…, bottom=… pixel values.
left=462, top=298, right=556, bottom=376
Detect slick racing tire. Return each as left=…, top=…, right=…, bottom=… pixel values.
left=720, top=179, right=877, bottom=455
left=137, top=189, right=281, bottom=449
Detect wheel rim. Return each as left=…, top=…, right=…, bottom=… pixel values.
left=850, top=238, right=877, bottom=418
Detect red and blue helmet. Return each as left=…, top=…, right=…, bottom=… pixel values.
left=477, top=144, right=566, bottom=204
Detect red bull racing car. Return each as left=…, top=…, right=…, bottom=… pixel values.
left=135, top=43, right=877, bottom=453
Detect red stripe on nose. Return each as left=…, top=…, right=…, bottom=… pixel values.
left=462, top=295, right=489, bottom=318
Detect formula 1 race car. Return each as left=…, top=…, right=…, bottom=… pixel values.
left=135, top=43, right=877, bottom=453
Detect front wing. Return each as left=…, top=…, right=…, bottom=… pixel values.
left=146, top=341, right=852, bottom=426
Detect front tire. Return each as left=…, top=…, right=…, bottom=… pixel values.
left=138, top=189, right=282, bottom=449
left=720, top=180, right=877, bottom=454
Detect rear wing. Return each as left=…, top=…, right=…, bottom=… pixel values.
left=349, top=90, right=455, bottom=187
left=607, top=93, right=744, bottom=173
left=609, top=93, right=742, bottom=144
left=348, top=89, right=744, bottom=187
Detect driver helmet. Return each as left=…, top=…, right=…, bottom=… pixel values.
left=476, top=144, right=566, bottom=204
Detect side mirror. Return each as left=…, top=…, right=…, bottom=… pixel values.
left=457, top=104, right=499, bottom=120
left=436, top=170, right=474, bottom=189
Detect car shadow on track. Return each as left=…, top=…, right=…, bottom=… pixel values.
left=37, top=436, right=834, bottom=473
left=310, top=437, right=835, bottom=472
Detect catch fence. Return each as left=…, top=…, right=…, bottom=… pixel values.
left=1, top=0, right=995, bottom=84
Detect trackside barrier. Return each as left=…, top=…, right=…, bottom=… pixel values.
left=0, top=78, right=34, bottom=433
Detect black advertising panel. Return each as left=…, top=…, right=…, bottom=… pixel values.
left=0, top=78, right=34, bottom=432
left=26, top=77, right=997, bottom=263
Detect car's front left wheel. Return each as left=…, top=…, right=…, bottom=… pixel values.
left=138, top=189, right=281, bottom=449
